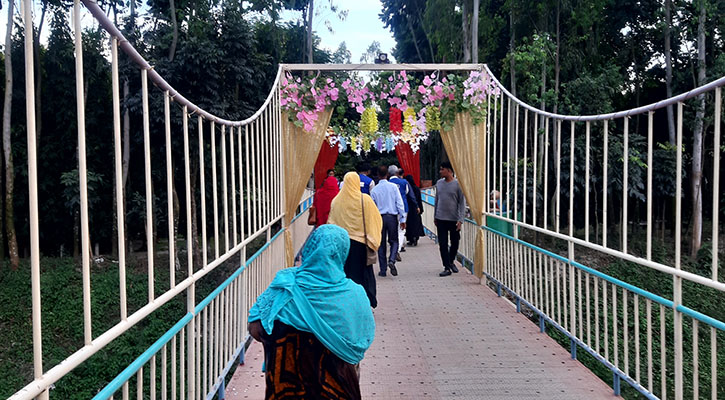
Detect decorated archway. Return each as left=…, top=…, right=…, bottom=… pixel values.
left=280, top=64, right=499, bottom=278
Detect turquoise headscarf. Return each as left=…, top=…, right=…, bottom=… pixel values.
left=248, top=224, right=376, bottom=364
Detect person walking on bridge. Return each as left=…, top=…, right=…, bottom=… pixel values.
left=248, top=225, right=375, bottom=399
left=435, top=161, right=466, bottom=277
left=328, top=172, right=382, bottom=308
left=370, top=166, right=406, bottom=277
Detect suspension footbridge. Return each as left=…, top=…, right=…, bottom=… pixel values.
left=5, top=0, right=725, bottom=399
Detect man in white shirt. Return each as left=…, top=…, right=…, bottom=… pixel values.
left=370, top=165, right=406, bottom=277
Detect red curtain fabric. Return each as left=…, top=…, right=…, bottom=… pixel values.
left=314, top=139, right=339, bottom=189
left=395, top=142, right=420, bottom=186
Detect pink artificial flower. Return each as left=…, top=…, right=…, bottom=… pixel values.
left=400, top=86, right=409, bottom=96
left=418, top=85, right=428, bottom=95
left=423, top=75, right=433, bottom=86
left=330, top=88, right=339, bottom=101
left=400, top=70, right=407, bottom=80
left=356, top=105, right=365, bottom=114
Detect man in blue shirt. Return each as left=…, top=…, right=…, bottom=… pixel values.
left=371, top=165, right=406, bottom=277
left=357, top=162, right=375, bottom=194
left=389, top=165, right=418, bottom=256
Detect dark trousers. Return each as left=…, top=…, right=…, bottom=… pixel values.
left=378, top=214, right=399, bottom=273
left=435, top=219, right=460, bottom=269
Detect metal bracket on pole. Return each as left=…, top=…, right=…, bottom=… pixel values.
left=613, top=373, right=621, bottom=396
left=539, top=315, right=545, bottom=333
left=570, top=339, right=577, bottom=360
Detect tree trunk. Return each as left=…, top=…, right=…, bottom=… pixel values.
left=664, top=0, right=675, bottom=145
left=407, top=16, right=425, bottom=63
left=462, top=0, right=471, bottom=63
left=415, top=7, right=435, bottom=63
left=34, top=4, right=46, bottom=146
left=168, top=0, right=178, bottom=61
left=306, top=0, right=314, bottom=63
left=3, top=0, right=19, bottom=270
left=471, top=0, right=479, bottom=63
left=690, top=0, right=706, bottom=257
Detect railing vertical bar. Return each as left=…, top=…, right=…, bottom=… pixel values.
left=595, top=276, right=600, bottom=353
left=523, top=109, right=528, bottom=225
left=136, top=367, right=143, bottom=400
left=252, top=121, right=259, bottom=233
left=171, top=335, right=177, bottom=400
left=614, top=283, right=619, bottom=368
left=569, top=121, right=575, bottom=238
left=533, top=113, right=539, bottom=228
left=603, top=120, right=609, bottom=248
left=74, top=0, right=93, bottom=346
left=164, top=92, right=176, bottom=286
left=238, top=127, right=244, bottom=243
left=635, top=294, right=640, bottom=383
left=578, top=267, right=583, bottom=340
left=142, top=70, right=155, bottom=301
left=221, top=126, right=229, bottom=252
left=230, top=125, right=237, bottom=246
left=506, top=98, right=512, bottom=219
left=674, top=102, right=684, bottom=400
left=195, top=317, right=200, bottom=400
left=499, top=96, right=504, bottom=219
left=203, top=307, right=208, bottom=398
left=211, top=121, right=220, bottom=260
left=486, top=92, right=492, bottom=215
left=198, top=117, right=208, bottom=268
left=586, top=271, right=591, bottom=347
left=111, top=37, right=128, bottom=320
left=544, top=117, right=550, bottom=231
left=555, top=120, right=561, bottom=234
left=624, top=289, right=629, bottom=376
left=623, top=117, right=629, bottom=254
left=245, top=125, right=252, bottom=237
left=151, top=354, right=156, bottom=400
left=180, top=327, right=185, bottom=400
left=162, top=344, right=167, bottom=400
left=661, top=303, right=667, bottom=400
left=123, top=382, right=129, bottom=400
left=265, top=108, right=271, bottom=226
left=647, top=299, right=653, bottom=392
left=692, top=319, right=699, bottom=400
left=585, top=121, right=590, bottom=242
left=604, top=280, right=609, bottom=361
left=711, top=86, right=721, bottom=400
left=647, top=112, right=654, bottom=260
left=514, top=104, right=519, bottom=232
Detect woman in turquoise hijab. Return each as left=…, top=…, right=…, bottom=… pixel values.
left=248, top=224, right=375, bottom=399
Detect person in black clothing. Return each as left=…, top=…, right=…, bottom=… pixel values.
left=404, top=175, right=424, bottom=246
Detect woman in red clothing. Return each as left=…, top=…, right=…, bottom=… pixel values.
left=314, top=175, right=339, bottom=226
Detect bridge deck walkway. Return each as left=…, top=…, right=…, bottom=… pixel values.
left=228, top=237, right=615, bottom=399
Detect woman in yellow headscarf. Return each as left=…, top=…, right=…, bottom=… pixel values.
left=328, top=172, right=382, bottom=307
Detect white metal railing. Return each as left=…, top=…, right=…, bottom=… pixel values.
left=422, top=69, right=724, bottom=399
left=12, top=0, right=287, bottom=398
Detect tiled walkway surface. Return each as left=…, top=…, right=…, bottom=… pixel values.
left=229, top=238, right=615, bottom=399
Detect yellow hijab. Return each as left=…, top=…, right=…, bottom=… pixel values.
left=328, top=172, right=383, bottom=250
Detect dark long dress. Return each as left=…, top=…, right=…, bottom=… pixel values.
left=343, top=240, right=377, bottom=308
left=262, top=322, right=361, bottom=399
left=405, top=182, right=425, bottom=242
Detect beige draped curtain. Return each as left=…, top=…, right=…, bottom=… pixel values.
left=440, top=113, right=487, bottom=278
left=282, top=108, right=334, bottom=266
